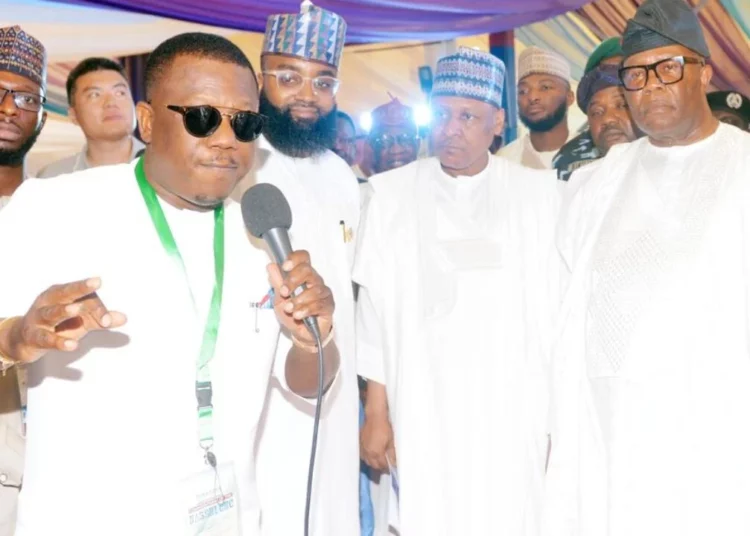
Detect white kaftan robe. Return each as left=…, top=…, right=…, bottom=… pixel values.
left=544, top=123, right=750, bottom=536
left=0, top=164, right=288, bottom=536
left=354, top=155, right=561, bottom=536
left=0, top=192, right=24, bottom=536
left=498, top=133, right=567, bottom=170
left=232, top=136, right=361, bottom=536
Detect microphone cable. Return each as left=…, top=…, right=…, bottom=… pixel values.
left=303, top=326, right=324, bottom=536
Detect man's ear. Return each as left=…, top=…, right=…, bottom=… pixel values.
left=68, top=106, right=79, bottom=127
left=135, top=101, right=154, bottom=144
left=493, top=107, right=506, bottom=137
left=700, top=63, right=713, bottom=92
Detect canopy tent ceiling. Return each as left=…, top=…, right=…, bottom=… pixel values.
left=44, top=0, right=594, bottom=43
left=3, top=0, right=235, bottom=61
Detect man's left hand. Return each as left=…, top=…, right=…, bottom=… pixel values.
left=268, top=250, right=334, bottom=343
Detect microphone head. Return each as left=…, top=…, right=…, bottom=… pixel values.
left=241, top=183, right=293, bottom=238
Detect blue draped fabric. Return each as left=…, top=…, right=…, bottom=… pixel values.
left=43, top=0, right=593, bottom=43
left=359, top=401, right=375, bottom=536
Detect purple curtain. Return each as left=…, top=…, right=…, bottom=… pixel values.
left=121, top=54, right=147, bottom=104
left=119, top=53, right=148, bottom=140
left=45, top=0, right=593, bottom=43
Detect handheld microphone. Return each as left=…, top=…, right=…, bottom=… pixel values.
left=241, top=182, right=326, bottom=536
left=240, top=183, right=320, bottom=339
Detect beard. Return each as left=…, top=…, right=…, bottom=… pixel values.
left=259, top=91, right=337, bottom=158
left=0, top=126, right=42, bottom=167
left=520, top=98, right=568, bottom=133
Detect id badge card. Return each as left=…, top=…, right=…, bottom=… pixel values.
left=181, top=462, right=241, bottom=536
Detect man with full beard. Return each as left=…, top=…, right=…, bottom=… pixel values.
left=0, top=26, right=46, bottom=208
left=0, top=24, right=46, bottom=536
left=231, top=3, right=360, bottom=535
left=499, top=46, right=573, bottom=169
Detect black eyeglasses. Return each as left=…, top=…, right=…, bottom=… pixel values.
left=166, top=105, right=265, bottom=142
left=372, top=133, right=418, bottom=150
left=618, top=56, right=705, bottom=92
left=0, top=88, right=46, bottom=112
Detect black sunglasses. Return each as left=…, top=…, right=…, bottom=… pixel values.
left=166, top=105, right=265, bottom=142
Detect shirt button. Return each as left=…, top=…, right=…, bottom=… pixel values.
left=0, top=473, right=7, bottom=484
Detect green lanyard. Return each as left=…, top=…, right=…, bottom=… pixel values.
left=134, top=157, right=225, bottom=464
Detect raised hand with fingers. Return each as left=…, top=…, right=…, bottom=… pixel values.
left=0, top=277, right=127, bottom=365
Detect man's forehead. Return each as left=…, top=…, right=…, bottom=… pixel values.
left=590, top=86, right=626, bottom=106
left=433, top=95, right=493, bottom=113
left=623, top=45, right=694, bottom=66
left=157, top=57, right=257, bottom=108
left=373, top=124, right=414, bottom=136
left=519, top=73, right=566, bottom=87
left=263, top=54, right=336, bottom=76
left=0, top=70, right=40, bottom=92
left=78, top=70, right=128, bottom=89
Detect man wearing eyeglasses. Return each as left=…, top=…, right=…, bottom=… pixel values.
left=0, top=24, right=46, bottom=536
left=231, top=3, right=360, bottom=536
left=0, top=26, right=46, bottom=209
left=0, top=31, right=340, bottom=536
left=368, top=97, right=419, bottom=176
left=544, top=0, right=750, bottom=534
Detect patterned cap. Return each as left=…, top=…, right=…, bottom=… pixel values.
left=371, top=97, right=416, bottom=130
left=262, top=0, right=347, bottom=69
left=622, top=0, right=710, bottom=59
left=431, top=47, right=506, bottom=109
left=518, top=46, right=571, bottom=83
left=0, top=26, right=47, bottom=89
left=577, top=64, right=622, bottom=112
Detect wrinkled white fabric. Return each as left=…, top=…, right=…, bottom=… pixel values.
left=355, top=155, right=561, bottom=535
left=545, top=124, right=750, bottom=536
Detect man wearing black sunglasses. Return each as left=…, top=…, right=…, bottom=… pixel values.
left=232, top=3, right=361, bottom=536
left=544, top=0, right=750, bottom=534
left=0, top=32, right=340, bottom=536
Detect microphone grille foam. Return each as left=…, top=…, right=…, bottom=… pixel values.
left=241, top=183, right=293, bottom=238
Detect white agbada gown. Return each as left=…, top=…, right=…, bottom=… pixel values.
left=354, top=155, right=561, bottom=536
left=498, top=133, right=569, bottom=169
left=544, top=123, right=750, bottom=536
left=0, top=164, right=289, bottom=536
left=232, top=136, right=360, bottom=536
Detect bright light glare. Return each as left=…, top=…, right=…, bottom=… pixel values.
left=414, top=104, right=432, bottom=127
left=359, top=112, right=373, bottom=132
